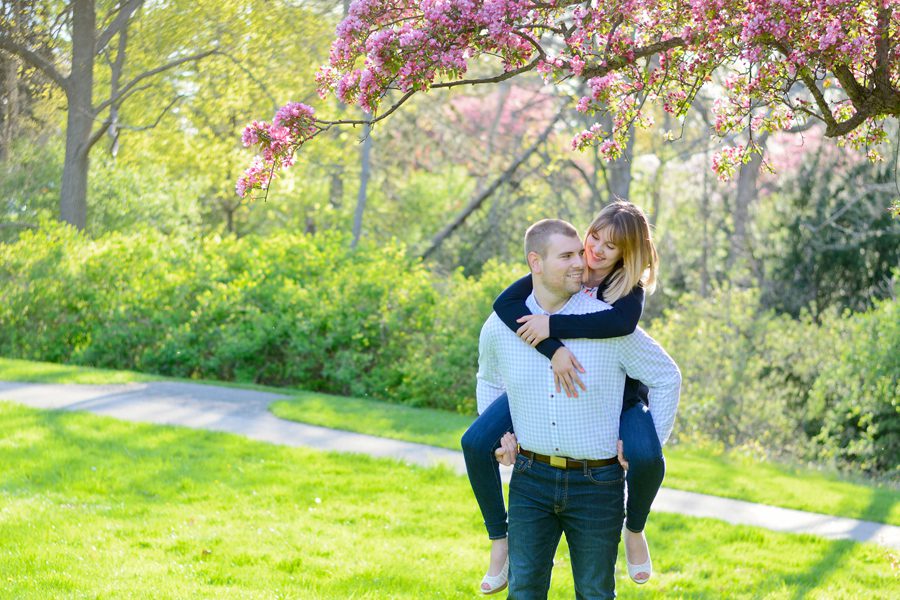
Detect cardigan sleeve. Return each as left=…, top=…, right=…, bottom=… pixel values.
left=548, top=285, right=644, bottom=339
left=492, top=274, right=565, bottom=361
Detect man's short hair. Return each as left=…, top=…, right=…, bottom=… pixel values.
left=524, top=219, right=580, bottom=262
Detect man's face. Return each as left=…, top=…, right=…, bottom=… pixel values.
left=534, top=233, right=585, bottom=297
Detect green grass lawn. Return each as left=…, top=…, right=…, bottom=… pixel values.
left=2, top=357, right=899, bottom=528
left=0, top=401, right=896, bottom=599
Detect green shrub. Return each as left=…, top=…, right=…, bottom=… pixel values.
left=397, top=260, right=516, bottom=413
left=808, top=297, right=899, bottom=479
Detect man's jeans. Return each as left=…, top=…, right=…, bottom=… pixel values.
left=461, top=394, right=661, bottom=539
left=508, top=454, right=625, bottom=600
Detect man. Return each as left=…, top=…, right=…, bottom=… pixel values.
left=476, top=219, right=681, bottom=599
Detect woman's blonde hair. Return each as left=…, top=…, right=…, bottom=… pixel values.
left=586, top=201, right=658, bottom=304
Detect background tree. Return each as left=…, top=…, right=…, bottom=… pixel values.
left=0, top=0, right=216, bottom=229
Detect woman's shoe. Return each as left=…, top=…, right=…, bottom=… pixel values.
left=624, top=529, right=652, bottom=584
left=626, top=556, right=652, bottom=585
left=480, top=557, right=509, bottom=595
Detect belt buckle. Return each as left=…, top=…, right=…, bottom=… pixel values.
left=550, top=455, right=567, bottom=469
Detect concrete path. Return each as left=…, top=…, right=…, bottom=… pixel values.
left=1, top=380, right=898, bottom=550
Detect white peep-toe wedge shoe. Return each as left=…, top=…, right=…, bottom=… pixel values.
left=480, top=557, right=509, bottom=595
left=624, top=529, right=652, bottom=584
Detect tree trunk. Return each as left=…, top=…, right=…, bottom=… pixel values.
left=596, top=112, right=635, bottom=204
left=0, top=53, right=18, bottom=161
left=726, top=133, right=769, bottom=277
left=59, top=0, right=95, bottom=230
left=351, top=121, right=371, bottom=248
left=606, top=125, right=635, bottom=202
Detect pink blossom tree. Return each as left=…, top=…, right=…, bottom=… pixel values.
left=239, top=0, right=899, bottom=197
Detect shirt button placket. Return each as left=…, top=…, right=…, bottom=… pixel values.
left=549, top=379, right=559, bottom=453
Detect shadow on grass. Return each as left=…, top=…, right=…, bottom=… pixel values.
left=0, top=404, right=271, bottom=507
left=783, top=491, right=897, bottom=600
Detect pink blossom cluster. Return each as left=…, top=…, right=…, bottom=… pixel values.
left=236, top=102, right=318, bottom=198
left=316, top=0, right=540, bottom=114
left=244, top=0, right=897, bottom=185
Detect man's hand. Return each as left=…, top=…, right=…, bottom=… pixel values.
left=617, top=440, right=629, bottom=470
left=516, top=314, right=551, bottom=347
left=494, top=432, right=518, bottom=466
left=551, top=347, right=587, bottom=398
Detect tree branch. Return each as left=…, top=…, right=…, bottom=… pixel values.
left=87, top=117, right=113, bottom=151
left=217, top=50, right=279, bottom=114
left=95, top=48, right=218, bottom=114
left=420, top=108, right=563, bottom=259
left=0, top=35, right=69, bottom=93
left=96, top=0, right=143, bottom=54
left=316, top=56, right=541, bottom=129
left=116, top=94, right=185, bottom=132
left=582, top=37, right=685, bottom=79
left=432, top=56, right=541, bottom=90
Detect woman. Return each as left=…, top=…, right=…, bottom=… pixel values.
left=461, top=201, right=665, bottom=594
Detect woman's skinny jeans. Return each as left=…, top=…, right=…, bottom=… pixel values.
left=461, top=393, right=665, bottom=538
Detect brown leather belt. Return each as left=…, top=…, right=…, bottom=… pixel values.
left=519, top=448, right=618, bottom=470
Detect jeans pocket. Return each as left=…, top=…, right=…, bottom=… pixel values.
left=513, top=453, right=531, bottom=474
left=585, top=464, right=624, bottom=486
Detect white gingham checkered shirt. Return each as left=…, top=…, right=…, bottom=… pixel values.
left=476, top=288, right=681, bottom=460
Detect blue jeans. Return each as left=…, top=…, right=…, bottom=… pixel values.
left=461, top=395, right=513, bottom=539
left=508, top=455, right=625, bottom=600
left=460, top=394, right=664, bottom=539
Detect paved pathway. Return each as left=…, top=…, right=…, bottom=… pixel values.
left=1, top=380, right=898, bottom=550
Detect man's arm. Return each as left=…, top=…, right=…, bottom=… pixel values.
left=476, top=316, right=506, bottom=415
left=616, top=328, right=682, bottom=445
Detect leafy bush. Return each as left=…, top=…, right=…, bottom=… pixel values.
left=807, top=297, right=899, bottom=478
left=648, top=283, right=898, bottom=479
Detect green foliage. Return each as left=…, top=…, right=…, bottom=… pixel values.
left=397, top=260, right=513, bottom=412
left=763, top=146, right=900, bottom=318
left=649, top=284, right=899, bottom=479
left=0, top=223, right=507, bottom=410
left=0, top=139, right=61, bottom=242
left=807, top=297, right=900, bottom=478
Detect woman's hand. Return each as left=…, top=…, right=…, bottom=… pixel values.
left=617, top=440, right=629, bottom=470
left=551, top=347, right=586, bottom=398
left=516, top=314, right=550, bottom=347
left=494, top=432, right=518, bottom=466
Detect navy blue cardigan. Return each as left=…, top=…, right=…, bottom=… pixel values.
left=492, top=274, right=650, bottom=408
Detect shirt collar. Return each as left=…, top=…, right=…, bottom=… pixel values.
left=525, top=291, right=581, bottom=316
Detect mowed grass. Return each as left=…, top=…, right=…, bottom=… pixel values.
left=271, top=392, right=900, bottom=527
left=0, top=401, right=896, bottom=599
left=0, top=357, right=161, bottom=384
left=2, top=357, right=899, bottom=527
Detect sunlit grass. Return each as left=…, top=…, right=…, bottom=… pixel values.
left=0, top=401, right=896, bottom=599
left=2, top=356, right=899, bottom=527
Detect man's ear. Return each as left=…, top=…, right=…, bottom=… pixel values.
left=527, top=251, right=542, bottom=274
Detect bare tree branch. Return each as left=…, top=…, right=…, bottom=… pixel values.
left=95, top=0, right=143, bottom=54
left=117, top=94, right=185, bottom=132
left=420, top=109, right=563, bottom=259
left=95, top=48, right=218, bottom=114
left=217, top=50, right=279, bottom=114
left=87, top=116, right=113, bottom=150
left=0, top=35, right=69, bottom=93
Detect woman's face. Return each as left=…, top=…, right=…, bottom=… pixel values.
left=584, top=227, right=622, bottom=274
